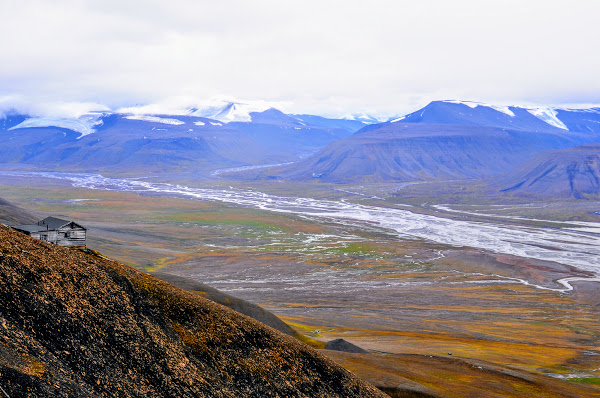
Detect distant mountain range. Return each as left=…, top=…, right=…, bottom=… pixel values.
left=0, top=102, right=366, bottom=173
left=2, top=99, right=599, bottom=192
left=266, top=101, right=600, bottom=183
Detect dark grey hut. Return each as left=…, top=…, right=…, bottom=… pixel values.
left=12, top=217, right=87, bottom=247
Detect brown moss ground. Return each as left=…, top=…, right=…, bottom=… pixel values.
left=321, top=350, right=600, bottom=398
left=0, top=225, right=385, bottom=397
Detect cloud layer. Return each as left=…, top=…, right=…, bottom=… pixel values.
left=1, top=0, right=599, bottom=117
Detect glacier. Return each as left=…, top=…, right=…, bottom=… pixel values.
left=8, top=113, right=105, bottom=138
left=124, top=115, right=185, bottom=125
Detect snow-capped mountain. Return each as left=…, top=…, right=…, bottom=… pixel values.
left=0, top=105, right=362, bottom=173
left=118, top=98, right=285, bottom=123
left=341, top=113, right=386, bottom=124
left=188, top=101, right=276, bottom=123
left=8, top=112, right=107, bottom=138
left=390, top=100, right=600, bottom=134
left=3, top=98, right=600, bottom=182
left=266, top=100, right=600, bottom=183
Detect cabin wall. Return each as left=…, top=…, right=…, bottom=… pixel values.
left=39, top=231, right=58, bottom=244
left=56, top=226, right=86, bottom=246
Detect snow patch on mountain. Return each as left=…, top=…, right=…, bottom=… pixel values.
left=443, top=100, right=516, bottom=117
left=188, top=100, right=277, bottom=123
left=555, top=107, right=600, bottom=114
left=124, top=115, right=185, bottom=125
left=526, top=108, right=569, bottom=130
left=342, top=113, right=385, bottom=123
left=8, top=113, right=105, bottom=138
left=117, top=97, right=287, bottom=123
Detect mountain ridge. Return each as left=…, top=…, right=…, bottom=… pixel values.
left=266, top=123, right=582, bottom=183
left=0, top=109, right=361, bottom=173
left=391, top=100, right=600, bottom=134
left=498, top=143, right=600, bottom=198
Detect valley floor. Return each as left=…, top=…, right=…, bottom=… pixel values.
left=1, top=173, right=599, bottom=395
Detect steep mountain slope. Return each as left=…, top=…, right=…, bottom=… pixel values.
left=152, top=272, right=297, bottom=337
left=272, top=124, right=580, bottom=183
left=499, top=143, right=600, bottom=198
left=226, top=109, right=355, bottom=161
left=0, top=196, right=37, bottom=225
left=0, top=225, right=385, bottom=397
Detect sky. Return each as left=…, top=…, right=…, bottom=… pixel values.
left=1, top=0, right=599, bottom=118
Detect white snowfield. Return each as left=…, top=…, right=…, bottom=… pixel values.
left=117, top=98, right=283, bottom=123
left=191, top=102, right=272, bottom=123
left=124, top=115, right=185, bottom=125
left=341, top=113, right=386, bottom=123
left=8, top=113, right=105, bottom=139
left=526, top=107, right=569, bottom=130
left=443, top=100, right=516, bottom=117
left=4, top=171, right=600, bottom=282
left=389, top=100, right=597, bottom=132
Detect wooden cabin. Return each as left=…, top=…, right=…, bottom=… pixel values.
left=12, top=217, right=87, bottom=247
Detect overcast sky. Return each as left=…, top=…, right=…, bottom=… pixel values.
left=1, top=0, right=599, bottom=117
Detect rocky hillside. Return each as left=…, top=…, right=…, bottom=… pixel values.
left=0, top=225, right=385, bottom=398
left=152, top=272, right=298, bottom=338
left=499, top=143, right=600, bottom=198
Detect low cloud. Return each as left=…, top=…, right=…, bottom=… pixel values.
left=0, top=95, right=109, bottom=118
left=1, top=0, right=599, bottom=117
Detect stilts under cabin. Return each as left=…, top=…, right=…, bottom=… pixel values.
left=12, top=217, right=87, bottom=247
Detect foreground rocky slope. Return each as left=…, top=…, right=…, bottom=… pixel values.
left=0, top=225, right=385, bottom=397
left=152, top=272, right=298, bottom=338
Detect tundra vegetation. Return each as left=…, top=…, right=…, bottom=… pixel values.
left=1, top=175, right=599, bottom=396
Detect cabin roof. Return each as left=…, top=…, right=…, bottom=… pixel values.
left=12, top=224, right=49, bottom=233
left=13, top=217, right=87, bottom=232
